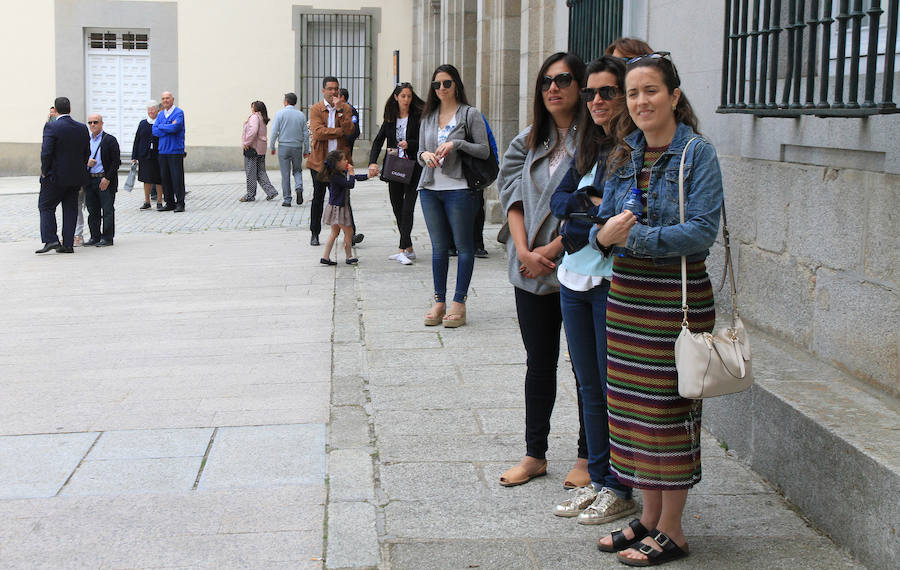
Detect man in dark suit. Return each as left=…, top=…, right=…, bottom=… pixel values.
left=83, top=114, right=121, bottom=246
left=38, top=97, right=90, bottom=254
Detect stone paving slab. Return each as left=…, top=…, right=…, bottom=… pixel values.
left=0, top=432, right=98, bottom=500
left=61, top=456, right=202, bottom=496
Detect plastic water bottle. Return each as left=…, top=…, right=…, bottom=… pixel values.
left=623, top=187, right=643, bottom=221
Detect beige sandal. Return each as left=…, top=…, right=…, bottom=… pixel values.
left=442, top=303, right=466, bottom=328
left=499, top=460, right=548, bottom=487
left=424, top=298, right=446, bottom=326
left=564, top=463, right=591, bottom=489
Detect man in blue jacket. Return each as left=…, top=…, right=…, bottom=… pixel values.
left=37, top=96, right=90, bottom=254
left=153, top=91, right=186, bottom=212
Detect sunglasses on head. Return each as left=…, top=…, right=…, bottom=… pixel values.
left=540, top=72, right=574, bottom=92
left=626, top=51, right=672, bottom=65
left=431, top=79, right=453, bottom=90
left=580, top=85, right=620, bottom=102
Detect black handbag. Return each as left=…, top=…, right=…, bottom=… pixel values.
left=380, top=150, right=415, bottom=184
left=243, top=147, right=258, bottom=158
left=460, top=108, right=499, bottom=190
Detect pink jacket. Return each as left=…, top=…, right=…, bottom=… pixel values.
left=242, top=112, right=268, bottom=155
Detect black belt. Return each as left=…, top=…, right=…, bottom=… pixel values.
left=90, top=173, right=104, bottom=178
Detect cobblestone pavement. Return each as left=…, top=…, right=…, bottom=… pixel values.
left=0, top=170, right=862, bottom=568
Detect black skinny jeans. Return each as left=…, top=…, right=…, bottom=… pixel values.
left=387, top=179, right=418, bottom=250
left=514, top=287, right=587, bottom=460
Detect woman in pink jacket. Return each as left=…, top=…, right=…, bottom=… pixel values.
left=240, top=100, right=278, bottom=201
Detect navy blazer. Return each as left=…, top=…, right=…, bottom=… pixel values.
left=94, top=132, right=122, bottom=191
left=41, top=115, right=91, bottom=187
left=131, top=119, right=158, bottom=161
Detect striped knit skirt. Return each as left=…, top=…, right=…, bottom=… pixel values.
left=606, top=256, right=715, bottom=490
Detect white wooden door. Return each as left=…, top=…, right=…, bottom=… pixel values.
left=85, top=30, right=151, bottom=156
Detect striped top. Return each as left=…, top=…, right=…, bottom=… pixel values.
left=636, top=145, right=668, bottom=222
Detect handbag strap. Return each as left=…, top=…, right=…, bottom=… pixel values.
left=678, top=137, right=741, bottom=330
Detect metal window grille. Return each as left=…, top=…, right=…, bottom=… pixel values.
left=567, top=0, right=623, bottom=61
left=718, top=0, right=899, bottom=117
left=298, top=12, right=374, bottom=140
left=88, top=31, right=150, bottom=50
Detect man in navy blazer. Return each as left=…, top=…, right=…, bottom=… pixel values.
left=37, top=97, right=90, bottom=253
left=83, top=114, right=121, bottom=246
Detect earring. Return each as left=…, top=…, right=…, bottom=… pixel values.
left=672, top=104, right=677, bottom=111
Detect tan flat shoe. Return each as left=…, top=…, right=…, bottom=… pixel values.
left=424, top=301, right=446, bottom=326
left=564, top=464, right=591, bottom=489
left=499, top=460, right=547, bottom=487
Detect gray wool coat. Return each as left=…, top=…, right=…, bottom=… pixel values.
left=497, top=124, right=578, bottom=295
left=416, top=104, right=491, bottom=190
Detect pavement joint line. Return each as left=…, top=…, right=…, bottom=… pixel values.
left=192, top=426, right=218, bottom=490
left=55, top=431, right=102, bottom=497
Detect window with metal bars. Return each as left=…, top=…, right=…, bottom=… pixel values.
left=567, top=0, right=623, bottom=62
left=718, top=0, right=899, bottom=117
left=298, top=12, right=373, bottom=140
left=88, top=31, right=149, bottom=50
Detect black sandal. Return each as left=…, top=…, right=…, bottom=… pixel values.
left=598, top=519, right=649, bottom=552
left=617, top=529, right=689, bottom=567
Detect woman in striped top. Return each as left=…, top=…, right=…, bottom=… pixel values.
left=590, top=52, right=724, bottom=566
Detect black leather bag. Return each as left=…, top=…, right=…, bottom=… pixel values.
left=380, top=150, right=415, bottom=184
left=460, top=108, right=499, bottom=190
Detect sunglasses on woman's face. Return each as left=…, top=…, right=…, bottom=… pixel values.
left=580, top=85, right=620, bottom=102
left=540, top=72, right=574, bottom=92
left=431, top=79, right=453, bottom=90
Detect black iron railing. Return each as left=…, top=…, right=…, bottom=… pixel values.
left=718, top=0, right=899, bottom=117
left=567, top=0, right=623, bottom=62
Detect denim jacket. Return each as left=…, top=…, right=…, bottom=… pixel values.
left=591, top=123, right=722, bottom=264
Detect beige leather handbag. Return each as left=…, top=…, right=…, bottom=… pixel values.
left=674, top=138, right=753, bottom=399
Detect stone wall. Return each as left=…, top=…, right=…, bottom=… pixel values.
left=719, top=156, right=899, bottom=395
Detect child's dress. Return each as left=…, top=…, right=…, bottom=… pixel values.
left=322, top=172, right=368, bottom=227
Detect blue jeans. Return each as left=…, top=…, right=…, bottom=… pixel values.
left=560, top=281, right=631, bottom=499
left=419, top=189, right=478, bottom=303
left=277, top=145, right=303, bottom=201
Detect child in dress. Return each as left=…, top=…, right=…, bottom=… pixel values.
left=319, top=150, right=370, bottom=265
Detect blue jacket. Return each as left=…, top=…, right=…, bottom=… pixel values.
left=152, top=107, right=185, bottom=155
left=40, top=115, right=91, bottom=186
left=592, top=122, right=723, bottom=264
left=550, top=149, right=609, bottom=253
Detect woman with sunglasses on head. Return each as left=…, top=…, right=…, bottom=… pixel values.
left=548, top=56, right=639, bottom=525
left=369, top=83, right=425, bottom=265
left=417, top=64, right=491, bottom=328
left=496, top=52, right=588, bottom=488
left=590, top=52, right=723, bottom=567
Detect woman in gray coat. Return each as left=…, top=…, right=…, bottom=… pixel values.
left=417, top=64, right=491, bottom=328
left=497, top=52, right=588, bottom=488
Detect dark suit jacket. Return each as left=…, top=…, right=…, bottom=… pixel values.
left=41, top=115, right=91, bottom=187
left=94, top=132, right=122, bottom=191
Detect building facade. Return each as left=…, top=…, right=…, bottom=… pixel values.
left=1, top=0, right=414, bottom=174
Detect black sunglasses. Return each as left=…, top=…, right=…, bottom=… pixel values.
left=580, top=85, right=620, bottom=102
left=626, top=51, right=672, bottom=65
left=540, top=72, right=574, bottom=92
left=431, top=79, right=453, bottom=90
left=87, top=121, right=100, bottom=124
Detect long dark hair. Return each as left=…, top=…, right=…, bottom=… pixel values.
left=383, top=83, right=425, bottom=122
left=251, top=101, right=270, bottom=125
left=575, top=56, right=626, bottom=176
left=525, top=52, right=586, bottom=151
left=318, top=149, right=346, bottom=182
left=422, top=64, right=468, bottom=117
left=609, top=54, right=701, bottom=171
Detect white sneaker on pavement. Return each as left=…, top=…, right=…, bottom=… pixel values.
left=397, top=252, right=413, bottom=265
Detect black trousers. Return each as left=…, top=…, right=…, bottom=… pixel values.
left=159, top=154, right=186, bottom=207
left=388, top=179, right=418, bottom=250
left=515, top=287, right=588, bottom=460
left=84, top=177, right=116, bottom=241
left=38, top=178, right=79, bottom=247
left=309, top=168, right=357, bottom=236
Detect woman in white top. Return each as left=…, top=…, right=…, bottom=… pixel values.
left=416, top=64, right=491, bottom=328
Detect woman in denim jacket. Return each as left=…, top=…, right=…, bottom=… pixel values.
left=496, top=52, right=587, bottom=489
left=590, top=53, right=723, bottom=566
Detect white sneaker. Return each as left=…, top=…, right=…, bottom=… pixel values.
left=388, top=253, right=402, bottom=261
left=405, top=251, right=416, bottom=260
left=397, top=252, right=413, bottom=265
